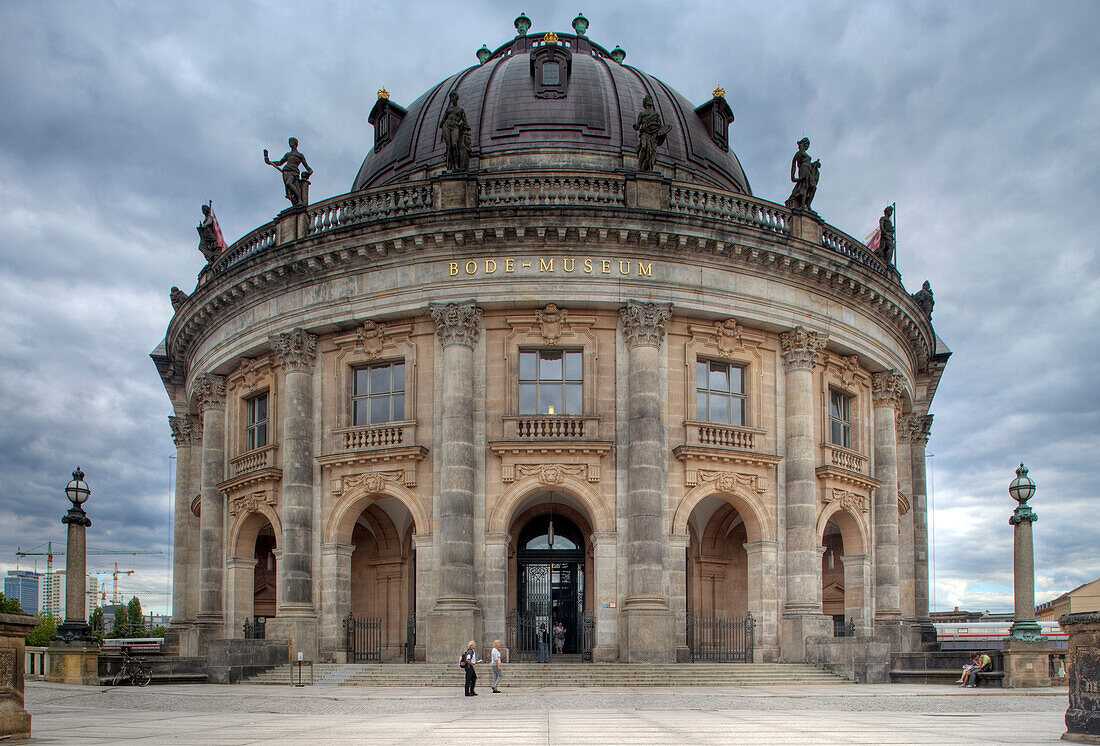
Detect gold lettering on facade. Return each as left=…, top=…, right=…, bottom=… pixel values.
left=450, top=262, right=459, bottom=276
left=505, top=258, right=514, bottom=272
left=638, top=262, right=652, bottom=276
left=465, top=260, right=477, bottom=274
left=485, top=259, right=497, bottom=273
left=446, top=258, right=657, bottom=277
left=602, top=260, right=611, bottom=274
left=618, top=260, right=630, bottom=274
left=563, top=258, right=575, bottom=272
left=540, top=258, right=554, bottom=272
left=584, top=259, right=593, bottom=273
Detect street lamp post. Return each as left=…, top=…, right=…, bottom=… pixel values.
left=1007, top=463, right=1044, bottom=643
left=55, top=467, right=95, bottom=642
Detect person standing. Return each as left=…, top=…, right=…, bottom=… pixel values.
left=461, top=641, right=479, bottom=696
left=537, top=624, right=550, bottom=663
left=553, top=620, right=566, bottom=655
left=491, top=640, right=503, bottom=693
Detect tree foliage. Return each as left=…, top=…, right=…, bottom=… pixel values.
left=110, top=604, right=129, bottom=638
left=25, top=613, right=59, bottom=646
left=0, top=592, right=24, bottom=614
left=126, top=596, right=146, bottom=637
left=89, top=606, right=104, bottom=632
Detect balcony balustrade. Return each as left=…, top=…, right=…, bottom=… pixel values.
left=229, top=444, right=278, bottom=477
left=683, top=421, right=762, bottom=451
left=336, top=421, right=417, bottom=451
left=821, top=443, right=868, bottom=474
left=503, top=415, right=599, bottom=440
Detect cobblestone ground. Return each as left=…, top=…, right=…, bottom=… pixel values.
left=25, top=681, right=1069, bottom=744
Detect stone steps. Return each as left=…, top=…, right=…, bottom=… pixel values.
left=244, top=663, right=847, bottom=687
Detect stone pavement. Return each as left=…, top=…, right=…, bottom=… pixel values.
left=23, top=681, right=1068, bottom=744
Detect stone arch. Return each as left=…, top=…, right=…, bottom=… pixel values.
left=230, top=504, right=282, bottom=558
left=488, top=474, right=613, bottom=535
left=816, top=502, right=869, bottom=556
left=672, top=480, right=774, bottom=542
left=326, top=480, right=430, bottom=545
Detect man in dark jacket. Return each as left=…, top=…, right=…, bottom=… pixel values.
left=461, top=641, right=479, bottom=696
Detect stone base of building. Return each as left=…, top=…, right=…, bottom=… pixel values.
left=780, top=612, right=831, bottom=662
left=163, top=621, right=198, bottom=657
left=425, top=604, right=483, bottom=664
left=872, top=615, right=910, bottom=654
left=1062, top=612, right=1100, bottom=742
left=206, top=638, right=290, bottom=684
left=46, top=640, right=100, bottom=686
left=619, top=600, right=675, bottom=663
left=805, top=634, right=892, bottom=683
left=1002, top=639, right=1053, bottom=688
left=592, top=643, right=619, bottom=663
left=193, top=616, right=226, bottom=657
left=265, top=611, right=318, bottom=663
left=907, top=619, right=938, bottom=651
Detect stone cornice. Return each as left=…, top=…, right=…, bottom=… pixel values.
left=815, top=464, right=883, bottom=492
left=779, top=326, right=827, bottom=372
left=672, top=444, right=783, bottom=469
left=871, top=370, right=905, bottom=409
left=430, top=302, right=482, bottom=348
left=269, top=328, right=318, bottom=373
left=619, top=300, right=672, bottom=349
left=194, top=373, right=226, bottom=412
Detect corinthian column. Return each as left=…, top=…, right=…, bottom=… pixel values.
left=911, top=414, right=935, bottom=643
left=871, top=371, right=904, bottom=624
left=194, top=373, right=227, bottom=639
left=425, top=302, right=483, bottom=662
left=168, top=415, right=195, bottom=625
left=896, top=416, right=916, bottom=619
left=265, top=328, right=320, bottom=659
left=618, top=300, right=675, bottom=662
left=778, top=326, right=831, bottom=661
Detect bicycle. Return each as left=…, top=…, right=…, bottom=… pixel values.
left=109, top=650, right=152, bottom=687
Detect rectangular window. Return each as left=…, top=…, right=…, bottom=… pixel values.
left=695, top=359, right=746, bottom=426
left=829, top=389, right=852, bottom=449
left=541, top=62, right=560, bottom=86
left=246, top=393, right=269, bottom=451
left=519, top=349, right=582, bottom=415
left=353, top=361, right=406, bottom=426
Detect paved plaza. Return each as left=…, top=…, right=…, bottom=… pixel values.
left=23, top=681, right=1068, bottom=744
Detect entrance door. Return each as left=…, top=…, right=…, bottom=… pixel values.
left=515, top=514, right=585, bottom=657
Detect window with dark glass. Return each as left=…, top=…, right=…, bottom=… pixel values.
left=246, top=393, right=269, bottom=451
left=829, top=390, right=852, bottom=448
left=541, top=61, right=560, bottom=86
left=519, top=349, right=582, bottom=415
left=696, top=360, right=746, bottom=426
left=353, top=361, right=405, bottom=426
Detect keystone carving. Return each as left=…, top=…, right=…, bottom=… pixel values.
left=779, top=326, right=826, bottom=372
left=535, top=304, right=567, bottom=343
left=825, top=488, right=869, bottom=515
left=619, top=300, right=672, bottom=349
left=270, top=328, right=318, bottom=373
left=871, top=371, right=905, bottom=409
left=688, top=469, right=766, bottom=494
left=338, top=470, right=405, bottom=496
left=168, top=415, right=194, bottom=447
left=194, top=373, right=227, bottom=412
left=430, top=302, right=483, bottom=348
left=714, top=318, right=743, bottom=355
left=228, top=490, right=277, bottom=518
left=355, top=319, right=388, bottom=358
left=515, top=463, right=587, bottom=486
left=826, top=353, right=861, bottom=387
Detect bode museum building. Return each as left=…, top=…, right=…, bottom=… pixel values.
left=155, top=15, right=947, bottom=667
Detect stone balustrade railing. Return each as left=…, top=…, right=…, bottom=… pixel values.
left=504, top=415, right=598, bottom=440
left=684, top=421, right=761, bottom=451
left=337, top=421, right=416, bottom=451
left=821, top=226, right=894, bottom=278
left=212, top=223, right=277, bottom=274
left=307, top=185, right=433, bottom=239
left=478, top=175, right=625, bottom=207
left=822, top=443, right=868, bottom=474
left=669, top=185, right=790, bottom=235
left=230, top=444, right=278, bottom=476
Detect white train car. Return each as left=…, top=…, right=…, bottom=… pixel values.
left=934, top=621, right=1067, bottom=650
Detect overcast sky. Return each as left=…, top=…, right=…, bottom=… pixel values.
left=1, top=1, right=1097, bottom=616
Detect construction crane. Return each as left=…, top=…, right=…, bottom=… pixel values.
left=89, top=563, right=136, bottom=605
left=15, top=542, right=162, bottom=614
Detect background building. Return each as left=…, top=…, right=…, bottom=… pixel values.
left=156, top=19, right=945, bottom=666
left=4, top=570, right=39, bottom=615
left=1037, top=578, right=1100, bottom=621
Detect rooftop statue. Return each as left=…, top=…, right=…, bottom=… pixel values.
left=170, top=286, right=189, bottom=311
left=912, top=280, right=935, bottom=318
left=633, top=94, right=671, bottom=172
left=264, top=137, right=313, bottom=208
left=196, top=204, right=221, bottom=262
left=876, top=205, right=896, bottom=265
left=785, top=137, right=821, bottom=212
left=441, top=91, right=472, bottom=172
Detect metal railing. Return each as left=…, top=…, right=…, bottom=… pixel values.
left=687, top=612, right=755, bottom=662
left=344, top=613, right=382, bottom=663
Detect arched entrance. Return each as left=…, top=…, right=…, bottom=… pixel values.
left=687, top=499, right=749, bottom=619
left=821, top=521, right=844, bottom=632
left=817, top=505, right=871, bottom=635
left=253, top=525, right=277, bottom=626
left=227, top=509, right=281, bottom=640
left=349, top=497, right=416, bottom=662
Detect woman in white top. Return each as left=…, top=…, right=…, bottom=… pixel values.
left=491, top=640, right=503, bottom=693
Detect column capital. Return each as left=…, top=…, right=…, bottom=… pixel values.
left=779, top=326, right=827, bottom=372
left=168, top=415, right=196, bottom=447
left=618, top=300, right=672, bottom=348
left=485, top=532, right=510, bottom=547
left=194, top=373, right=226, bottom=413
left=913, top=414, right=933, bottom=445
left=270, top=327, right=318, bottom=373
left=430, top=302, right=483, bottom=348
left=871, top=370, right=905, bottom=409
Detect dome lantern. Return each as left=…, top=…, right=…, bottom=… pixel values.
left=572, top=13, right=589, bottom=36
left=514, top=13, right=531, bottom=36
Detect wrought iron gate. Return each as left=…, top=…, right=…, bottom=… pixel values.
left=405, top=612, right=416, bottom=662
left=687, top=613, right=754, bottom=662
left=580, top=611, right=595, bottom=662
left=344, top=614, right=382, bottom=662
left=507, top=610, right=540, bottom=662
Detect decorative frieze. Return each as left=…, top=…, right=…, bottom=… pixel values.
left=619, top=300, right=672, bottom=348
left=430, top=302, right=483, bottom=348
left=685, top=469, right=767, bottom=494
left=824, top=353, right=862, bottom=387
left=194, top=373, right=226, bottom=412
left=270, top=328, right=318, bottom=373
left=535, top=303, right=567, bottom=343
left=871, top=370, right=905, bottom=409
left=168, top=415, right=194, bottom=447
left=333, top=469, right=411, bottom=495
left=510, top=463, right=589, bottom=485
left=824, top=487, right=870, bottom=515
left=779, top=326, right=826, bottom=372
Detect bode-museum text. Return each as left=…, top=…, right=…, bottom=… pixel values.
left=449, top=256, right=655, bottom=277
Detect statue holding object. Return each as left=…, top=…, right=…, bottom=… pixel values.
left=912, top=280, right=934, bottom=318
left=633, top=94, right=672, bottom=172
left=264, top=137, right=312, bottom=208
left=440, top=91, right=472, bottom=172
left=876, top=205, right=896, bottom=265
left=785, top=137, right=821, bottom=212
left=196, top=203, right=223, bottom=262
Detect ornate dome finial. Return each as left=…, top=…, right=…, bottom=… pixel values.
left=713, top=85, right=726, bottom=100
left=543, top=31, right=559, bottom=44
left=572, top=13, right=589, bottom=36
left=514, top=13, right=531, bottom=36
left=610, top=45, right=626, bottom=64
left=476, top=44, right=491, bottom=64
left=377, top=86, right=390, bottom=100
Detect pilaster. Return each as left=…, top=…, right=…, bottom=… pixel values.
left=871, top=371, right=904, bottom=623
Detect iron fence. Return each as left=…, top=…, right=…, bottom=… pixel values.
left=687, top=613, right=754, bottom=662
left=344, top=613, right=382, bottom=662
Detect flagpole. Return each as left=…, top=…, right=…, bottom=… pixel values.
left=892, top=201, right=897, bottom=267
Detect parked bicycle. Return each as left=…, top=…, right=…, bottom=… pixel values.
left=109, top=649, right=152, bottom=687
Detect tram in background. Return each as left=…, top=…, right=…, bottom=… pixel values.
left=934, top=621, right=1067, bottom=650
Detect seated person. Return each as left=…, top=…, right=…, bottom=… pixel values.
left=960, top=651, right=992, bottom=686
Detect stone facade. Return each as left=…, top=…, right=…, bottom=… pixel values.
left=154, top=26, right=947, bottom=665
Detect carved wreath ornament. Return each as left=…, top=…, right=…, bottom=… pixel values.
left=825, top=488, right=869, bottom=515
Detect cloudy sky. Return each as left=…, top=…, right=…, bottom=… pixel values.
left=1, top=1, right=1097, bottom=616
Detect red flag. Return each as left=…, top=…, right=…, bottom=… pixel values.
left=208, top=201, right=228, bottom=253
left=864, top=227, right=881, bottom=253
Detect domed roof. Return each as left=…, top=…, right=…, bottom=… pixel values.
left=353, top=29, right=751, bottom=195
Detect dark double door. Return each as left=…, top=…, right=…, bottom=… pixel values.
left=517, top=552, right=584, bottom=655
